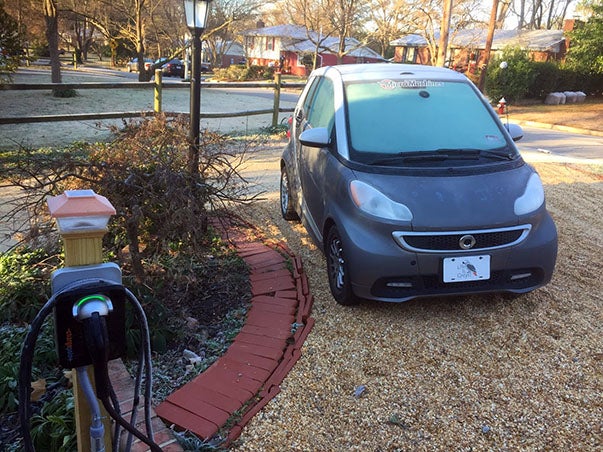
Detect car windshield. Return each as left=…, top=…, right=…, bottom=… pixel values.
left=345, top=79, right=512, bottom=164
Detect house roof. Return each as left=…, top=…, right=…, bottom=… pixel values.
left=448, top=29, right=565, bottom=52
left=214, top=40, right=244, bottom=56
left=391, top=29, right=565, bottom=52
left=241, top=24, right=310, bottom=40
left=241, top=24, right=384, bottom=60
left=389, top=34, right=429, bottom=47
left=284, top=36, right=384, bottom=59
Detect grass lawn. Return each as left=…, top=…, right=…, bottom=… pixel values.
left=508, top=98, right=603, bottom=132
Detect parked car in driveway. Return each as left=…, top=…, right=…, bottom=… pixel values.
left=160, top=58, right=184, bottom=78
left=126, top=57, right=153, bottom=72
left=280, top=63, right=558, bottom=305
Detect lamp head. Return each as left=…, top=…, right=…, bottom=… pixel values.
left=184, top=0, right=212, bottom=31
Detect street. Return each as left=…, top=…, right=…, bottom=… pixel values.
left=516, top=124, right=603, bottom=163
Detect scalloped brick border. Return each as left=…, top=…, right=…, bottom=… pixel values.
left=154, top=222, right=314, bottom=447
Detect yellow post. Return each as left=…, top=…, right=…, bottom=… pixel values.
left=154, top=69, right=162, bottom=113
left=47, top=190, right=116, bottom=452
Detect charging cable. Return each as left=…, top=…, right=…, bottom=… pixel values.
left=19, top=279, right=162, bottom=452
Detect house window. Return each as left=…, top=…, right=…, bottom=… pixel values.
left=402, top=47, right=416, bottom=63
left=266, top=37, right=275, bottom=51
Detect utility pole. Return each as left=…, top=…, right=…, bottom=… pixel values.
left=437, top=0, right=454, bottom=67
left=478, top=0, right=500, bottom=92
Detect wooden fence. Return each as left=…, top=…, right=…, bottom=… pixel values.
left=0, top=71, right=305, bottom=127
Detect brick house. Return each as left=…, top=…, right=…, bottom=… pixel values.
left=241, top=24, right=384, bottom=76
left=391, top=28, right=567, bottom=73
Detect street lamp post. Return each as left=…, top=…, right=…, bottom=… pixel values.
left=183, top=0, right=212, bottom=176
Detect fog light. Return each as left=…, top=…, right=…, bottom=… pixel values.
left=510, top=272, right=532, bottom=281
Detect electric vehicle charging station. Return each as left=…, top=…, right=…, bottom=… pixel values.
left=19, top=190, right=162, bottom=452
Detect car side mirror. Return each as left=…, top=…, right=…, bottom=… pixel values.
left=504, top=123, right=523, bottom=142
left=299, top=127, right=331, bottom=148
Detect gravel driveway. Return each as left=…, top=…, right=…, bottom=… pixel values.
left=233, top=145, right=602, bottom=451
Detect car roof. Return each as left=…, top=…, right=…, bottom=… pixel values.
left=311, top=63, right=468, bottom=83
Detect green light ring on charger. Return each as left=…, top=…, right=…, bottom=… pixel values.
left=72, top=294, right=113, bottom=319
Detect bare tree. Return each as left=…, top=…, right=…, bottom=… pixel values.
left=366, top=0, right=412, bottom=57
left=61, top=0, right=97, bottom=61
left=203, top=0, right=261, bottom=68
left=402, top=0, right=483, bottom=66
left=508, top=0, right=575, bottom=29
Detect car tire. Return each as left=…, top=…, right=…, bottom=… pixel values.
left=325, top=225, right=359, bottom=306
left=280, top=167, right=299, bottom=221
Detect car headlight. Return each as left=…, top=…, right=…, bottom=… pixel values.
left=350, top=180, right=413, bottom=221
left=514, top=173, right=545, bottom=215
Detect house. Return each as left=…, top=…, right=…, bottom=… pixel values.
left=241, top=24, right=384, bottom=76
left=389, top=34, right=431, bottom=65
left=391, top=28, right=567, bottom=73
left=207, top=40, right=246, bottom=68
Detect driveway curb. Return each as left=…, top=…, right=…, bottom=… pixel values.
left=512, top=119, right=603, bottom=137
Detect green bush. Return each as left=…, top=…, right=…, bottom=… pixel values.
left=212, top=64, right=275, bottom=81
left=30, top=389, right=76, bottom=451
left=0, top=323, right=58, bottom=414
left=485, top=47, right=535, bottom=102
left=0, top=247, right=60, bottom=323
left=527, top=61, right=561, bottom=98
left=488, top=49, right=603, bottom=101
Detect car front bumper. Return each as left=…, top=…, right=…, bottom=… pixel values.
left=339, top=212, right=558, bottom=303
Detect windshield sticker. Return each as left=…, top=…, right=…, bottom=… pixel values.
left=485, top=134, right=504, bottom=142
left=378, top=79, right=444, bottom=90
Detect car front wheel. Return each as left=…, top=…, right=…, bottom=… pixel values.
left=280, top=167, right=299, bottom=221
left=325, top=225, right=358, bottom=305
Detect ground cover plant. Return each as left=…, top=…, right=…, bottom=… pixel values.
left=0, top=114, right=266, bottom=449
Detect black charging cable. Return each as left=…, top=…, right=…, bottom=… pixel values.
left=19, top=279, right=162, bottom=452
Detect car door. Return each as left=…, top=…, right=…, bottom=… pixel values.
left=297, top=76, right=336, bottom=239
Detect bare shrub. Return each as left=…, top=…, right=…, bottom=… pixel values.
left=0, top=114, right=259, bottom=281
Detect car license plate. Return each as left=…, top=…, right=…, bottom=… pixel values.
left=443, top=255, right=490, bottom=283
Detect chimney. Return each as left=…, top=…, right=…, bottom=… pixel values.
left=563, top=18, right=575, bottom=32
left=256, top=20, right=265, bottom=29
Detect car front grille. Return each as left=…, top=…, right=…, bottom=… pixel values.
left=393, top=225, right=531, bottom=253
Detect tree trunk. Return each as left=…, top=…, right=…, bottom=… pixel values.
left=136, top=0, right=148, bottom=82
left=436, top=0, right=453, bottom=67
left=478, top=0, right=500, bottom=92
left=43, top=0, right=61, bottom=84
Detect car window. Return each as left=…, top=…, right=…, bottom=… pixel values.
left=345, top=80, right=507, bottom=156
left=301, top=77, right=320, bottom=117
left=306, top=77, right=335, bottom=131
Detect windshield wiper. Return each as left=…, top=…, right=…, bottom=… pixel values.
left=432, top=148, right=515, bottom=161
left=367, top=152, right=450, bottom=165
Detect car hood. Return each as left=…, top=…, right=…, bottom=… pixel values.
left=355, top=164, right=536, bottom=230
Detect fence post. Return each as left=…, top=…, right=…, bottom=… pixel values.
left=154, top=69, right=162, bottom=113
left=272, top=72, right=282, bottom=128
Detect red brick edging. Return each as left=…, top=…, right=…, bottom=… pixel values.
left=154, top=225, right=315, bottom=447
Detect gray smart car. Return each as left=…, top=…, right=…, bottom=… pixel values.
left=280, top=63, right=558, bottom=305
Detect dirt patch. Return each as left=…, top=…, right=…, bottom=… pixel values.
left=510, top=99, right=603, bottom=132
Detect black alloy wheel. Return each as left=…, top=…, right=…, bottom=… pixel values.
left=325, top=225, right=358, bottom=305
left=280, top=167, right=299, bottom=221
